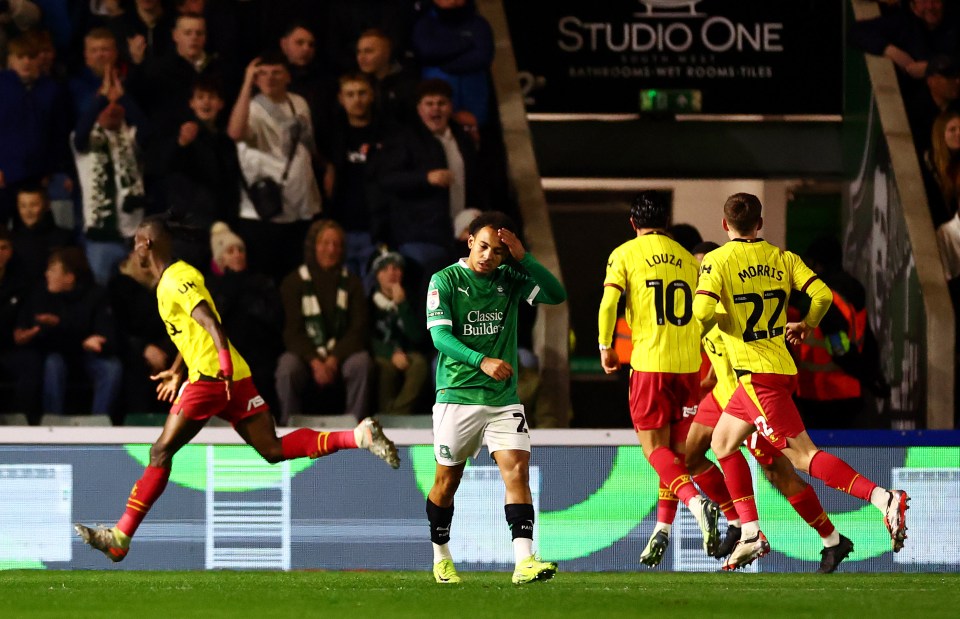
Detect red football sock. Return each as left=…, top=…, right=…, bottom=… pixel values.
left=808, top=450, right=877, bottom=501
left=693, top=464, right=738, bottom=522
left=281, top=429, right=357, bottom=460
left=648, top=446, right=699, bottom=505
left=717, top=451, right=759, bottom=523
left=787, top=485, right=836, bottom=538
left=657, top=482, right=679, bottom=524
left=116, top=465, right=170, bottom=538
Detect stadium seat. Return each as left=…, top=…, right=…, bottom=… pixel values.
left=123, top=413, right=168, bottom=427
left=377, top=414, right=432, bottom=429
left=40, top=414, right=112, bottom=427
left=205, top=416, right=232, bottom=428
left=0, top=413, right=29, bottom=426
left=288, top=414, right=357, bottom=429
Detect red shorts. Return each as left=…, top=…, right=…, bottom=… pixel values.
left=745, top=431, right=780, bottom=467
left=693, top=392, right=722, bottom=428
left=723, top=373, right=806, bottom=451
left=170, top=376, right=269, bottom=425
left=691, top=391, right=782, bottom=466
left=629, top=371, right=699, bottom=437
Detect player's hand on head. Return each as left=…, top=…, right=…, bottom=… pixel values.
left=498, top=228, right=526, bottom=261
left=480, top=357, right=513, bottom=381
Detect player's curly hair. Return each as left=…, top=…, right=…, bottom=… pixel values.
left=629, top=191, right=669, bottom=230
left=468, top=210, right=516, bottom=237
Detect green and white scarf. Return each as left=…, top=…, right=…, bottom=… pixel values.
left=72, top=123, right=146, bottom=241
left=300, top=265, right=350, bottom=359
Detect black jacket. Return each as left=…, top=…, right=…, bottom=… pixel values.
left=375, top=121, right=484, bottom=247
left=16, top=280, right=119, bottom=357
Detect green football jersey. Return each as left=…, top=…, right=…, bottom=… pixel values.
left=426, top=259, right=540, bottom=406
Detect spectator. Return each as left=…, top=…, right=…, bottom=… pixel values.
left=276, top=220, right=373, bottom=422
left=924, top=109, right=960, bottom=259
left=905, top=53, right=960, bottom=157
left=14, top=247, right=122, bottom=419
left=174, top=0, right=241, bottom=71
left=0, top=0, right=41, bottom=61
left=367, top=249, right=428, bottom=415
left=68, top=27, right=120, bottom=119
left=0, top=227, right=41, bottom=422
left=452, top=206, right=481, bottom=243
left=792, top=235, right=890, bottom=429
left=11, top=184, right=74, bottom=283
left=325, top=71, right=386, bottom=280
left=115, top=0, right=175, bottom=67
left=129, top=12, right=232, bottom=132
left=412, top=0, right=494, bottom=126
left=107, top=248, right=174, bottom=422
left=71, top=65, right=147, bottom=284
left=0, top=34, right=71, bottom=227
left=667, top=223, right=703, bottom=254
left=280, top=21, right=336, bottom=138
left=228, top=52, right=322, bottom=283
left=152, top=77, right=241, bottom=268
left=376, top=78, right=485, bottom=303
left=356, top=27, right=417, bottom=127
left=325, top=0, right=416, bottom=76
left=67, top=1, right=126, bottom=70
left=24, top=28, right=59, bottom=79
left=849, top=0, right=960, bottom=88
left=207, top=221, right=284, bottom=418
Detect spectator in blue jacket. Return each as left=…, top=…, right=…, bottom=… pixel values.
left=0, top=34, right=71, bottom=226
left=412, top=0, right=493, bottom=126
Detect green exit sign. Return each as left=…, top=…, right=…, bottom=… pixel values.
left=639, top=89, right=703, bottom=114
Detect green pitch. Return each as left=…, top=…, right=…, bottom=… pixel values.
left=2, top=571, right=959, bottom=618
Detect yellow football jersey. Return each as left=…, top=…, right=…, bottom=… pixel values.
left=702, top=323, right=738, bottom=407
left=603, top=232, right=700, bottom=373
left=157, top=261, right=250, bottom=382
left=695, top=239, right=829, bottom=375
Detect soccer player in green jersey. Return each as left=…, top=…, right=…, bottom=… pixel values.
left=694, top=193, right=909, bottom=570
left=74, top=213, right=399, bottom=563
left=424, top=210, right=566, bottom=585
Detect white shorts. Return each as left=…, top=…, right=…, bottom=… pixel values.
left=432, top=402, right=531, bottom=466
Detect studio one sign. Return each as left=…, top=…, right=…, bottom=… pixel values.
left=505, top=0, right=844, bottom=115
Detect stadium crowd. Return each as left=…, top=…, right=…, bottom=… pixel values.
left=0, top=0, right=520, bottom=425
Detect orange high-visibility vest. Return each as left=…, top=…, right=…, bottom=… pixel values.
left=796, top=291, right=866, bottom=400
left=614, top=316, right=632, bottom=366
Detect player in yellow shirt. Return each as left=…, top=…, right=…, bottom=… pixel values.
left=598, top=192, right=720, bottom=565
left=689, top=317, right=856, bottom=573
left=75, top=213, right=400, bottom=563
left=693, top=193, right=909, bottom=570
